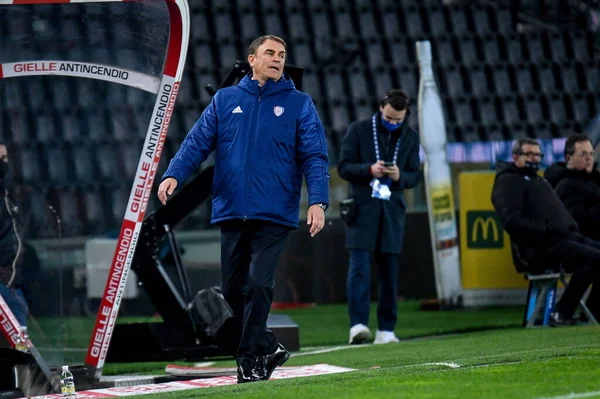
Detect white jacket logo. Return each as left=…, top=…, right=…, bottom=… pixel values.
left=274, top=106, right=284, bottom=117
left=232, top=106, right=243, bottom=114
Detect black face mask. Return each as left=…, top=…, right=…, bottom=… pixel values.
left=0, top=162, right=8, bottom=179
left=523, top=161, right=541, bottom=174
left=0, top=162, right=9, bottom=192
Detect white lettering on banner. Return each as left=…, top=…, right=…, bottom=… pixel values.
left=98, top=229, right=139, bottom=365
left=146, top=84, right=172, bottom=159
left=139, top=81, right=179, bottom=217
left=130, top=162, right=151, bottom=214
left=156, top=82, right=180, bottom=161
left=88, top=225, right=134, bottom=360
left=105, top=227, right=133, bottom=304
left=141, top=170, right=154, bottom=215
left=90, top=305, right=111, bottom=358
left=0, top=314, right=18, bottom=344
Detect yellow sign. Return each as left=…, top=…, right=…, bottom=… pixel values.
left=430, top=185, right=458, bottom=249
left=459, top=171, right=528, bottom=289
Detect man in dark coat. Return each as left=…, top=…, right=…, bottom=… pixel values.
left=545, top=134, right=600, bottom=240
left=0, top=144, right=29, bottom=327
left=491, top=137, right=599, bottom=325
left=544, top=133, right=600, bottom=318
left=338, top=89, right=421, bottom=344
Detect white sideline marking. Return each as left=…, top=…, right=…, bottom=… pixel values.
left=468, top=361, right=521, bottom=369
left=419, top=362, right=461, bottom=369
left=451, top=343, right=600, bottom=364
left=294, top=344, right=370, bottom=357
left=401, top=360, right=524, bottom=371
left=535, top=391, right=600, bottom=399
left=296, top=343, right=600, bottom=366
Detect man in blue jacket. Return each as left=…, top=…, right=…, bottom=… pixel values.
left=158, top=35, right=329, bottom=383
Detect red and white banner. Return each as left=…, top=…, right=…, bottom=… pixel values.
left=25, top=364, right=356, bottom=399
left=0, top=61, right=160, bottom=93
left=0, top=294, right=58, bottom=390
left=0, top=294, right=22, bottom=347
left=0, top=1, right=124, bottom=5
left=82, top=0, right=189, bottom=378
left=0, top=0, right=190, bottom=380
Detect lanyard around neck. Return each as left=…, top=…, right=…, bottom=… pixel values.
left=372, top=114, right=401, bottom=162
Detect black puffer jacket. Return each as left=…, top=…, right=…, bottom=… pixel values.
left=545, top=162, right=600, bottom=241
left=491, top=161, right=578, bottom=253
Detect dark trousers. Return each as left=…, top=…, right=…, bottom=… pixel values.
left=548, top=236, right=600, bottom=319
left=347, top=249, right=399, bottom=331
left=220, top=220, right=290, bottom=362
left=0, top=285, right=28, bottom=326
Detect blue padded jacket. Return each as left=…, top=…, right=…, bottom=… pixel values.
left=162, top=73, right=330, bottom=228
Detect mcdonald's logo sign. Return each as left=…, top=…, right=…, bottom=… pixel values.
left=467, top=211, right=504, bottom=249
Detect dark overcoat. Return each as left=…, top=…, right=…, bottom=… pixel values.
left=338, top=112, right=421, bottom=254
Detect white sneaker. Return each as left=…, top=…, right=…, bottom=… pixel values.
left=374, top=330, right=400, bottom=344
left=348, top=324, right=371, bottom=344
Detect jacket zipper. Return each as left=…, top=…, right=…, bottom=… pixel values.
left=244, top=88, right=263, bottom=221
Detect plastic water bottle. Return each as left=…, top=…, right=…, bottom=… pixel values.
left=60, top=365, right=76, bottom=399
left=14, top=326, right=29, bottom=353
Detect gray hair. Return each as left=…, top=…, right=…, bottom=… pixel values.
left=511, top=138, right=540, bottom=155
left=248, top=35, right=287, bottom=55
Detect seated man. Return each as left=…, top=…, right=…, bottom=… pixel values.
left=491, top=137, right=599, bottom=325
left=545, top=133, right=600, bottom=319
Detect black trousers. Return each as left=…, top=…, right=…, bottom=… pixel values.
left=219, top=219, right=290, bottom=361
left=548, top=236, right=600, bottom=319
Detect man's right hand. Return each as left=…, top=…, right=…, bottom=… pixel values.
left=158, top=178, right=178, bottom=205
left=370, top=161, right=387, bottom=178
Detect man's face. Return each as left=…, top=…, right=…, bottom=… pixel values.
left=379, top=104, right=407, bottom=125
left=567, top=140, right=595, bottom=173
left=0, top=145, right=7, bottom=163
left=513, top=143, right=543, bottom=168
left=248, top=39, right=286, bottom=84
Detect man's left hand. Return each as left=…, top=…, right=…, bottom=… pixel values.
left=386, top=165, right=400, bottom=182
left=307, top=204, right=325, bottom=237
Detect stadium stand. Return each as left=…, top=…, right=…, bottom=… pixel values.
left=0, top=0, right=598, bottom=237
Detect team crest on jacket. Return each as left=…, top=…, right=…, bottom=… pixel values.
left=274, top=106, right=285, bottom=117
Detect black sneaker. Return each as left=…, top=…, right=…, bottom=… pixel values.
left=237, top=358, right=259, bottom=384
left=256, top=344, right=290, bottom=381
